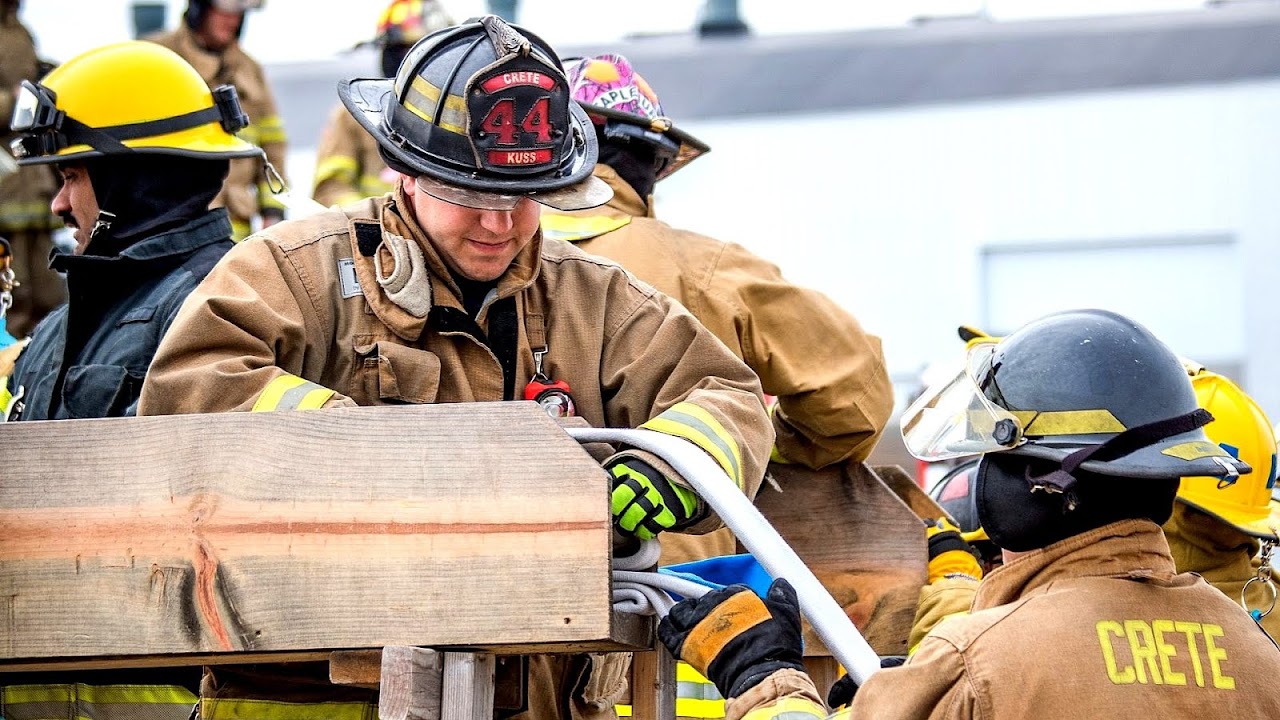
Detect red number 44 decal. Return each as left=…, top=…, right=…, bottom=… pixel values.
left=480, top=97, right=551, bottom=145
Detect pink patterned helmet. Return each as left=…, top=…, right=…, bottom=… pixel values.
left=565, top=53, right=708, bottom=181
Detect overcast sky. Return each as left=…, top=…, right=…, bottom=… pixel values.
left=21, top=0, right=1210, bottom=65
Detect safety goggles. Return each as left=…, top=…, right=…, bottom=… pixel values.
left=901, top=341, right=1026, bottom=461
left=10, top=81, right=249, bottom=161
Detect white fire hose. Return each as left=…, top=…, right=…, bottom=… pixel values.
left=567, top=427, right=883, bottom=686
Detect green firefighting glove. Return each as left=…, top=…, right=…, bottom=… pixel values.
left=608, top=457, right=698, bottom=540
left=658, top=578, right=806, bottom=699
left=925, top=517, right=983, bottom=584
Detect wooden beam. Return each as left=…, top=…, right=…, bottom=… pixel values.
left=752, top=460, right=927, bottom=657
left=0, top=403, right=630, bottom=670
left=380, top=646, right=445, bottom=720
left=441, top=652, right=495, bottom=720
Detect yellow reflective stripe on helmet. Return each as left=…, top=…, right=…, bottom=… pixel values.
left=252, top=374, right=336, bottom=412
left=1008, top=409, right=1125, bottom=436
left=404, top=76, right=467, bottom=135
left=642, top=402, right=743, bottom=488
left=254, top=115, right=287, bottom=145
left=201, top=696, right=374, bottom=720
left=313, top=155, right=359, bottom=187
left=739, top=697, right=827, bottom=720
left=2, top=683, right=198, bottom=720
left=539, top=213, right=632, bottom=243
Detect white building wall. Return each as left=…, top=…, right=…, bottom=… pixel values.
left=655, top=80, right=1280, bottom=421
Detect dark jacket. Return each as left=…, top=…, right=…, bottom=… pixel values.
left=6, top=210, right=233, bottom=420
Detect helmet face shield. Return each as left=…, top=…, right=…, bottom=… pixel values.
left=902, top=342, right=1026, bottom=461
left=211, top=0, right=263, bottom=12
left=413, top=167, right=611, bottom=211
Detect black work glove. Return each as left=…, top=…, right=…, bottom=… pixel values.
left=825, top=656, right=907, bottom=708
left=658, top=578, right=805, bottom=699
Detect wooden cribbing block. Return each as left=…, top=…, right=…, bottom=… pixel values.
left=752, top=461, right=928, bottom=657
left=0, top=402, right=648, bottom=671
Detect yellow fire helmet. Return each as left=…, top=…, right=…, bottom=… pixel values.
left=1178, top=367, right=1280, bottom=539
left=10, top=41, right=262, bottom=165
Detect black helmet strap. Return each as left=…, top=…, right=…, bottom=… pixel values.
left=1025, top=408, right=1214, bottom=500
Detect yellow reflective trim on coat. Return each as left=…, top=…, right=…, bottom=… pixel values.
left=359, top=174, right=394, bottom=198
left=738, top=696, right=827, bottom=720
left=2, top=684, right=197, bottom=705
left=404, top=76, right=467, bottom=135
left=252, top=374, right=336, bottom=411
left=230, top=219, right=252, bottom=242
left=313, top=155, right=359, bottom=187
left=540, top=213, right=632, bottom=243
left=675, top=661, right=725, bottom=718
left=1008, top=409, right=1126, bottom=436
left=642, top=401, right=743, bottom=487
left=0, top=201, right=59, bottom=229
left=258, top=182, right=288, bottom=211
left=254, top=115, right=287, bottom=145
left=616, top=704, right=633, bottom=717
left=201, top=696, right=375, bottom=720
left=2, top=683, right=198, bottom=720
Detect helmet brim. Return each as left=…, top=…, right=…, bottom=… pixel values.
left=579, top=103, right=709, bottom=181
left=340, top=77, right=611, bottom=211
left=1002, top=430, right=1252, bottom=480
left=1176, top=495, right=1280, bottom=540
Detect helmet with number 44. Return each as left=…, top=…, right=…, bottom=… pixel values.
left=338, top=14, right=609, bottom=211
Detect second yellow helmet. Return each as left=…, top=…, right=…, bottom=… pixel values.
left=10, top=41, right=262, bottom=164
left=1178, top=367, right=1279, bottom=539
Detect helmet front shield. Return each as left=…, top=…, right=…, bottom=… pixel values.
left=901, top=342, right=1025, bottom=462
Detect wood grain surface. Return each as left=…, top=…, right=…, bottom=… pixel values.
left=0, top=403, right=628, bottom=669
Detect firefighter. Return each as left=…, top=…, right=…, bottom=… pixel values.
left=147, top=0, right=288, bottom=241
left=547, top=52, right=893, bottom=566
left=138, top=16, right=772, bottom=720
left=3, top=41, right=257, bottom=422
left=0, top=0, right=65, bottom=336
left=1165, top=364, right=1280, bottom=638
left=0, top=39, right=260, bottom=719
left=657, top=309, right=1280, bottom=719
left=313, top=0, right=454, bottom=207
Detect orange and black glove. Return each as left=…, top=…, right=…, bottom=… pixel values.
left=658, top=578, right=806, bottom=699
left=925, top=517, right=983, bottom=584
left=608, top=457, right=698, bottom=540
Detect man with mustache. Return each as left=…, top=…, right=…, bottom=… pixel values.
left=3, top=41, right=260, bottom=421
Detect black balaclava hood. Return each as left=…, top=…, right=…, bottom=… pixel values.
left=975, top=452, right=1179, bottom=552
left=596, top=128, right=659, bottom=204
left=80, top=154, right=229, bottom=257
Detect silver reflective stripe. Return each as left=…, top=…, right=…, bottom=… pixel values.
left=772, top=713, right=826, bottom=720
left=277, top=380, right=329, bottom=410
left=665, top=409, right=742, bottom=485
left=676, top=681, right=723, bottom=701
